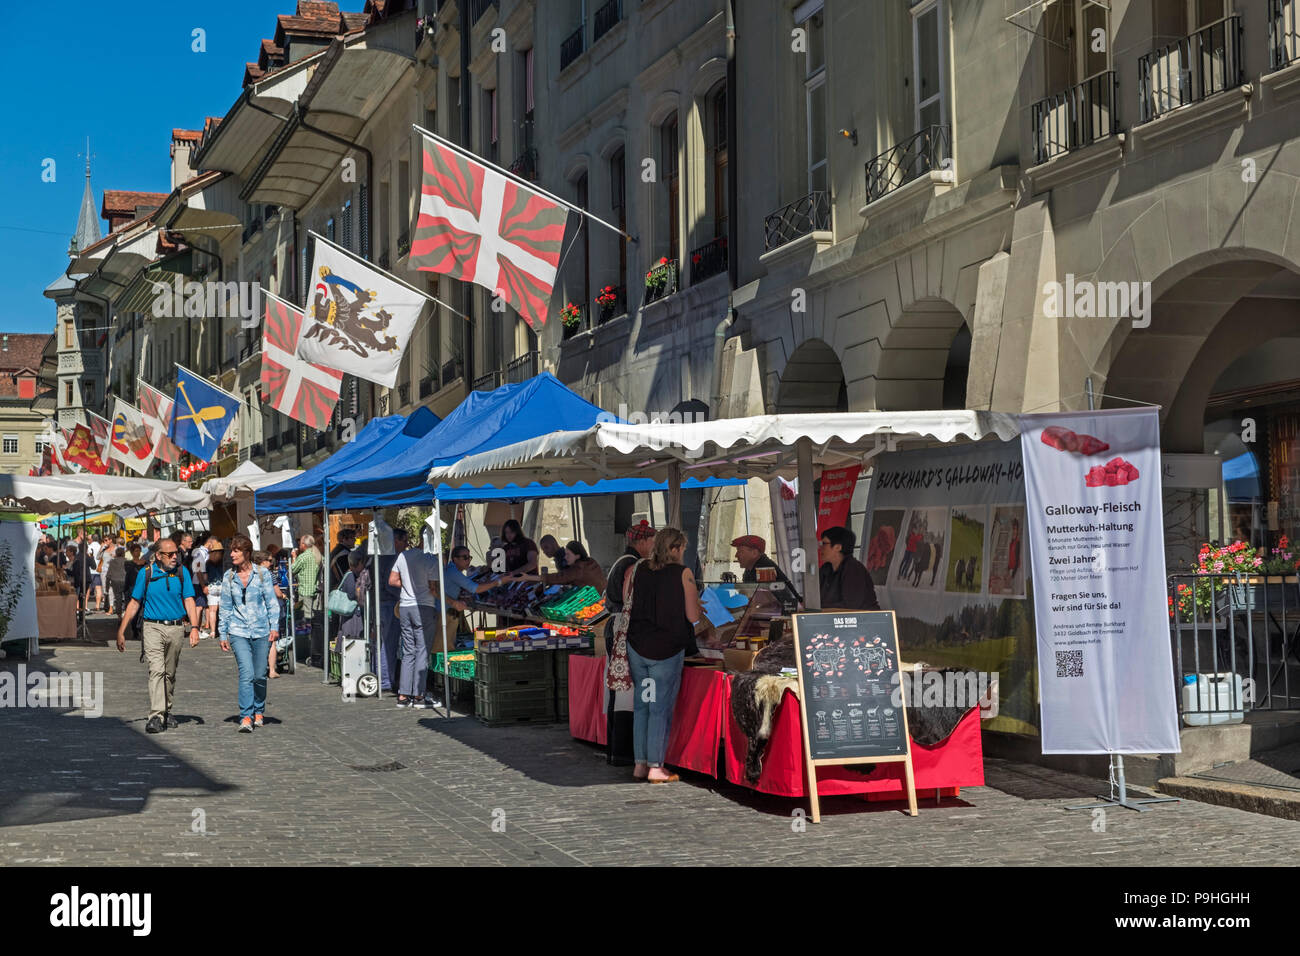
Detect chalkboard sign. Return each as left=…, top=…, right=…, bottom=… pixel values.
left=792, top=610, right=917, bottom=821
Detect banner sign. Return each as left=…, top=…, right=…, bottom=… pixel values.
left=816, top=465, right=861, bottom=538
left=1020, top=408, right=1179, bottom=754
left=863, top=441, right=1033, bottom=734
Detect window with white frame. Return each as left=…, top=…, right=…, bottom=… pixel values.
left=912, top=0, right=948, bottom=134
left=797, top=0, right=827, bottom=194
left=2, top=435, right=18, bottom=455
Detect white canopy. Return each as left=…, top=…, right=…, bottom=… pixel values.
left=427, top=410, right=1022, bottom=611
left=0, top=474, right=210, bottom=512
left=429, top=411, right=1021, bottom=486
left=201, top=461, right=303, bottom=501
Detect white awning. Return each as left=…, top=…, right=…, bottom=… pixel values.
left=201, top=461, right=303, bottom=500
left=0, top=475, right=210, bottom=511
left=428, top=411, right=1022, bottom=487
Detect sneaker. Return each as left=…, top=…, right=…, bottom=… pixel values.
left=410, top=697, right=430, bottom=709
left=199, top=629, right=212, bottom=641
left=422, top=696, right=443, bottom=710
left=238, top=717, right=253, bottom=733
left=253, top=714, right=264, bottom=728
left=145, top=716, right=165, bottom=734
left=164, top=713, right=178, bottom=729
left=394, top=697, right=413, bottom=709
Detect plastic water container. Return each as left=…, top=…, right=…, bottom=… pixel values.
left=1181, top=673, right=1245, bottom=726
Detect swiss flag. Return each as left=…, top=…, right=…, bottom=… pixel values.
left=411, top=133, right=569, bottom=329
left=261, top=294, right=343, bottom=430
left=139, top=381, right=183, bottom=464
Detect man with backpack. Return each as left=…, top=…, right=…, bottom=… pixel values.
left=115, top=538, right=202, bottom=734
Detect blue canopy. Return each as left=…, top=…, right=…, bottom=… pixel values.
left=254, top=407, right=440, bottom=514
left=324, top=372, right=742, bottom=508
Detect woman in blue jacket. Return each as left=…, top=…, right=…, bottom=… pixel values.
left=218, top=535, right=281, bottom=732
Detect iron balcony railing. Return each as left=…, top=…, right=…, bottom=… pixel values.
left=442, top=357, right=463, bottom=384
left=266, top=434, right=280, bottom=452
left=241, top=218, right=262, bottom=244
left=595, top=284, right=625, bottom=325
left=864, top=125, right=951, bottom=204
left=504, top=350, right=538, bottom=384
left=396, top=230, right=411, bottom=259
left=473, top=369, right=502, bottom=392
left=378, top=250, right=390, bottom=270
left=397, top=382, right=410, bottom=407
left=593, top=0, right=622, bottom=42
left=507, top=147, right=538, bottom=181
left=419, top=375, right=434, bottom=399
left=1269, top=0, right=1300, bottom=70
left=763, top=191, right=831, bottom=251
left=1138, top=14, right=1242, bottom=122
left=239, top=340, right=261, bottom=364
left=560, top=22, right=585, bottom=70
left=469, top=0, right=497, bottom=24
left=690, top=235, right=728, bottom=284
left=1031, top=71, right=1119, bottom=165
left=1169, top=571, right=1300, bottom=715
left=643, top=260, right=680, bottom=304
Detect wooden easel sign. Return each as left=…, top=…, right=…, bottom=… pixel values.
left=792, top=611, right=918, bottom=822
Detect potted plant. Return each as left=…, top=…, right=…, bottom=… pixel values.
left=645, top=257, right=673, bottom=298
left=596, top=285, right=619, bottom=322
left=559, top=302, right=582, bottom=329
left=1173, top=541, right=1263, bottom=623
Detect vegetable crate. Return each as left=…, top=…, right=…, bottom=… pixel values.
left=476, top=649, right=552, bottom=686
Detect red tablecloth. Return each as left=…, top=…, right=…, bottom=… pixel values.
left=567, top=655, right=984, bottom=799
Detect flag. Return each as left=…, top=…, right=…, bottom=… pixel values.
left=411, top=132, right=568, bottom=329
left=295, top=238, right=424, bottom=389
left=87, top=411, right=113, bottom=462
left=262, top=291, right=343, bottom=430
left=168, top=366, right=240, bottom=461
left=139, top=381, right=182, bottom=464
left=107, top=398, right=156, bottom=475
left=64, top=424, right=108, bottom=474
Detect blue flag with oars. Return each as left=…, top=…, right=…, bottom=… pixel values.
left=168, top=365, right=241, bottom=462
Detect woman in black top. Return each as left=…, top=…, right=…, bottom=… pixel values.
left=625, top=527, right=701, bottom=784
left=500, top=519, right=539, bottom=574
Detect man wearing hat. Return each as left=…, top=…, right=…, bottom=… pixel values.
left=732, top=534, right=802, bottom=605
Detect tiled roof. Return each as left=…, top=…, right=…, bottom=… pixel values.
left=102, top=190, right=169, bottom=220
left=172, top=128, right=202, bottom=142
left=297, top=1, right=341, bottom=19
left=341, top=11, right=368, bottom=29
left=0, top=334, right=53, bottom=380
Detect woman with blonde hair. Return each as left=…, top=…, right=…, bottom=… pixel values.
left=624, top=527, right=701, bottom=783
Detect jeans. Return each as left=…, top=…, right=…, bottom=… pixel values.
left=378, top=604, right=401, bottom=690
left=627, top=646, right=685, bottom=767
left=398, top=605, right=433, bottom=698
left=229, top=633, right=270, bottom=719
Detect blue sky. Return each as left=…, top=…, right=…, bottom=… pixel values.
left=1, top=2, right=292, bottom=334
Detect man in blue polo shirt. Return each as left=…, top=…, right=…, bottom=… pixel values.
left=116, top=538, right=201, bottom=734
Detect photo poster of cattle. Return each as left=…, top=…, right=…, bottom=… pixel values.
left=862, top=441, right=1038, bottom=735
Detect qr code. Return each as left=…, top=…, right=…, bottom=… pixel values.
left=1056, top=650, right=1084, bottom=678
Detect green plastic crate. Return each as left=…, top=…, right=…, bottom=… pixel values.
left=474, top=680, right=556, bottom=725
left=476, top=649, right=553, bottom=686
left=431, top=651, right=476, bottom=681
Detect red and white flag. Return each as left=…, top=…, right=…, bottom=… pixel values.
left=411, top=131, right=569, bottom=329
left=139, top=381, right=182, bottom=464
left=86, top=411, right=112, bottom=462
left=262, top=291, right=343, bottom=430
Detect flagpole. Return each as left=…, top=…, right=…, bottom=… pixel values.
left=412, top=124, right=637, bottom=243
left=305, top=231, right=469, bottom=321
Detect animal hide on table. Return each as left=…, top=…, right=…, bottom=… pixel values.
left=729, top=643, right=979, bottom=780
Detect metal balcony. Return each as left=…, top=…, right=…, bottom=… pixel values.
left=397, top=382, right=410, bottom=407
left=473, top=369, right=502, bottom=392
left=560, top=23, right=585, bottom=71
left=864, top=125, right=951, bottom=204
left=1138, top=15, right=1242, bottom=122
left=419, top=375, right=434, bottom=399
left=1031, top=71, right=1119, bottom=165
left=593, top=0, right=622, bottom=42
left=690, top=236, right=728, bottom=284
left=595, top=284, right=625, bottom=325
left=504, top=350, right=538, bottom=384
left=1269, top=0, right=1299, bottom=70
left=507, top=147, right=539, bottom=181
left=643, top=260, right=679, bottom=304
left=763, top=191, right=830, bottom=251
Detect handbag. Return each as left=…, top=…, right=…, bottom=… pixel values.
left=326, top=586, right=358, bottom=617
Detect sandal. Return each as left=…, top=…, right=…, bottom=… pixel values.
left=647, top=772, right=680, bottom=784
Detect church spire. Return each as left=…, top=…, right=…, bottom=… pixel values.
left=69, top=137, right=100, bottom=258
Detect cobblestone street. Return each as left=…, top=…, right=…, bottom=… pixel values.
left=3, top=634, right=1299, bottom=866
